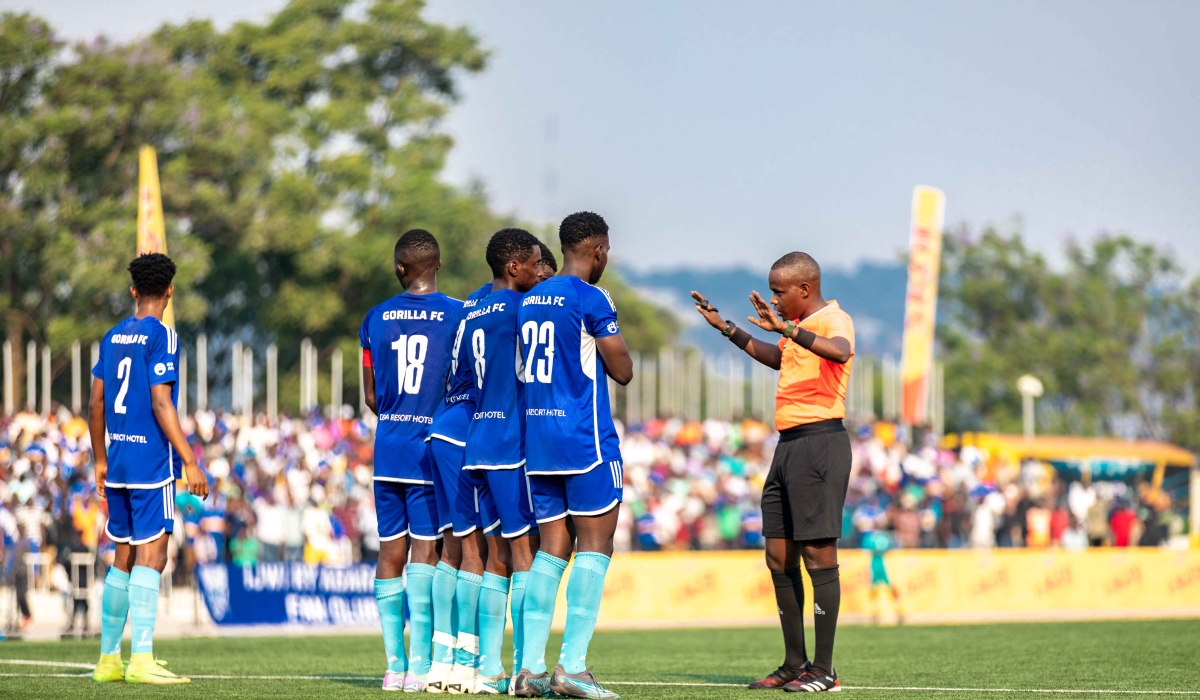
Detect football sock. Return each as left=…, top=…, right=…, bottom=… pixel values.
left=520, top=552, right=567, bottom=674
left=431, top=561, right=459, bottom=666
left=127, top=566, right=160, bottom=656
left=478, top=573, right=510, bottom=677
left=99, top=567, right=131, bottom=657
left=406, top=563, right=436, bottom=675
left=510, top=570, right=528, bottom=672
left=375, top=577, right=408, bottom=673
left=772, top=568, right=809, bottom=671
left=808, top=565, right=841, bottom=674
left=558, top=552, right=610, bottom=674
left=454, top=570, right=483, bottom=668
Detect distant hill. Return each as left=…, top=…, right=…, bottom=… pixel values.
left=620, top=262, right=908, bottom=358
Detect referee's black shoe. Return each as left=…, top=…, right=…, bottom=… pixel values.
left=784, top=667, right=839, bottom=692
left=748, top=662, right=810, bottom=690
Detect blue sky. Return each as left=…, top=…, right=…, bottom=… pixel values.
left=9, top=0, right=1199, bottom=271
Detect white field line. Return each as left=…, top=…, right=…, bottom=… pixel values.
left=0, top=661, right=1197, bottom=695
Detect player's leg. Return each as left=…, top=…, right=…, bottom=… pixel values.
left=787, top=539, right=840, bottom=692
left=407, top=482, right=444, bottom=691
left=475, top=529, right=512, bottom=694
left=472, top=474, right=518, bottom=692
left=125, top=482, right=189, bottom=685
left=374, top=480, right=412, bottom=691
left=94, top=488, right=134, bottom=682
left=448, top=527, right=485, bottom=693
left=428, top=439, right=467, bottom=692
left=546, top=466, right=622, bottom=700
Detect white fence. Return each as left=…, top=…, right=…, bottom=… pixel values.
left=0, top=337, right=944, bottom=432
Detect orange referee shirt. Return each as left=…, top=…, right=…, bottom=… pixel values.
left=775, top=300, right=855, bottom=430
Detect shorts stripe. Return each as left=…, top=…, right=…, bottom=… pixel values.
left=378, top=529, right=410, bottom=542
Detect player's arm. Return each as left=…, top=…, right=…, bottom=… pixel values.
left=150, top=383, right=209, bottom=500
left=691, top=291, right=783, bottom=370
left=587, top=289, right=633, bottom=385
left=747, top=290, right=851, bottom=363
left=87, top=377, right=108, bottom=499
left=595, top=334, right=633, bottom=385
left=362, top=349, right=377, bottom=414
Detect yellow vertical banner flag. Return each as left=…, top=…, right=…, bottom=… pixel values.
left=137, top=146, right=174, bottom=327
left=899, top=185, right=944, bottom=426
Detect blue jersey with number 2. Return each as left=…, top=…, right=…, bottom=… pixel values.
left=93, top=316, right=181, bottom=488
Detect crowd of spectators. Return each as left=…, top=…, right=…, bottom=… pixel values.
left=0, top=404, right=1192, bottom=628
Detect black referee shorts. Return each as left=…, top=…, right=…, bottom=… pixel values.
left=761, top=418, right=852, bottom=541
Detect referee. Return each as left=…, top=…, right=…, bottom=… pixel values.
left=692, top=251, right=854, bottom=693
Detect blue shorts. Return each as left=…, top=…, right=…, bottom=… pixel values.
left=530, top=462, right=624, bottom=524
left=374, top=480, right=441, bottom=541
left=429, top=437, right=501, bottom=537
left=106, top=482, right=176, bottom=545
left=479, top=468, right=538, bottom=539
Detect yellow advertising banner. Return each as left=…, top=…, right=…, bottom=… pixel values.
left=899, top=185, right=944, bottom=425
left=554, top=549, right=1200, bottom=629
left=137, top=146, right=174, bottom=327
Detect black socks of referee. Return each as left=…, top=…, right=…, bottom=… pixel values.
left=771, top=568, right=808, bottom=672
left=808, top=565, right=840, bottom=674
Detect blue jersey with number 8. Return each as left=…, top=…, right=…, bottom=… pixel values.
left=518, top=275, right=622, bottom=475
left=462, top=288, right=527, bottom=470
left=360, top=292, right=460, bottom=483
left=93, top=316, right=181, bottom=488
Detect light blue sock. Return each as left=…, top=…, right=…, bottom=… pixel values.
left=454, top=570, right=483, bottom=668
left=406, top=563, right=435, bottom=675
left=478, top=573, right=510, bottom=677
left=558, top=552, right=610, bottom=674
left=127, top=566, right=161, bottom=656
left=100, top=568, right=130, bottom=656
left=431, top=561, right=458, bottom=666
left=510, top=571, right=528, bottom=672
left=520, top=552, right=567, bottom=674
left=375, top=577, right=407, bottom=673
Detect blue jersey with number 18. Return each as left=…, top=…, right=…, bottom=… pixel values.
left=360, top=292, right=461, bottom=483
left=519, top=275, right=622, bottom=475
left=92, top=316, right=182, bottom=488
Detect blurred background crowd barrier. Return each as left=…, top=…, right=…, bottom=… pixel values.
left=0, top=340, right=1195, bottom=635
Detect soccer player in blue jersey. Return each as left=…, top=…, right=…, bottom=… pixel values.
left=360, top=229, right=463, bottom=692
left=88, top=253, right=209, bottom=685
left=460, top=228, right=545, bottom=690
left=514, top=212, right=633, bottom=700
left=536, top=241, right=558, bottom=281
left=424, top=279, right=497, bottom=694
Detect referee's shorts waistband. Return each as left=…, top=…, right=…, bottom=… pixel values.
left=777, top=418, right=846, bottom=442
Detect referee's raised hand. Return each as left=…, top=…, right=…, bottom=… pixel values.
left=690, top=290, right=725, bottom=329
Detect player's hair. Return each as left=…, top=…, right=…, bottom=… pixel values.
left=559, top=211, right=609, bottom=252
left=486, top=228, right=541, bottom=277
left=537, top=241, right=558, bottom=272
left=771, top=251, right=821, bottom=283
left=394, top=229, right=440, bottom=268
left=127, top=253, right=176, bottom=298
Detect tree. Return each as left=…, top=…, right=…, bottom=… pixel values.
left=938, top=225, right=1200, bottom=451
left=0, top=1, right=676, bottom=412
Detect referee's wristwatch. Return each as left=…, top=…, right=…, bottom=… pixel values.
left=721, top=320, right=737, bottom=337
left=780, top=320, right=797, bottom=338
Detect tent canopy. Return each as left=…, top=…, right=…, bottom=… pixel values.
left=943, top=433, right=1196, bottom=470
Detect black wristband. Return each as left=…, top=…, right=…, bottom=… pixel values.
left=792, top=326, right=816, bottom=349
left=730, top=327, right=752, bottom=350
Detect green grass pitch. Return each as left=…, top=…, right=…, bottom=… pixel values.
left=0, top=620, right=1198, bottom=699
